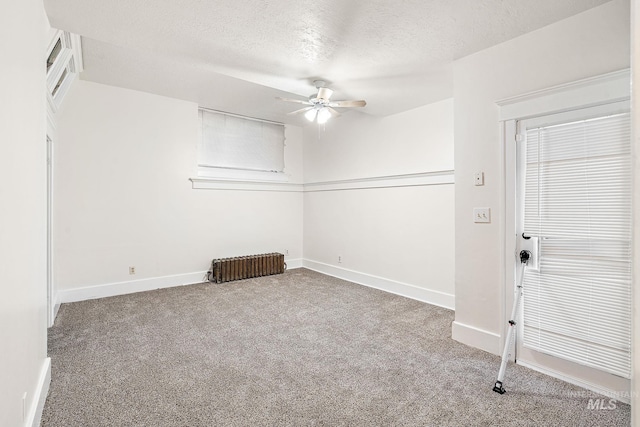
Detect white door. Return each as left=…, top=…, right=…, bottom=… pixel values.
left=513, top=102, right=631, bottom=395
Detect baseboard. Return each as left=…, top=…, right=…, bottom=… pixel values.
left=52, top=301, right=60, bottom=324
left=302, top=259, right=455, bottom=310
left=57, top=262, right=305, bottom=304
left=26, top=357, right=50, bottom=427
left=285, top=258, right=303, bottom=269
left=57, top=271, right=208, bottom=303
left=516, top=360, right=631, bottom=405
left=451, top=321, right=501, bottom=355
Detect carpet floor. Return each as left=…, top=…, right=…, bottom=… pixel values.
left=42, top=268, right=630, bottom=426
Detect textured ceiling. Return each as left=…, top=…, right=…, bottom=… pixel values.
left=45, top=0, right=611, bottom=123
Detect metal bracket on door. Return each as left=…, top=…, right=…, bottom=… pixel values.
left=519, top=235, right=539, bottom=271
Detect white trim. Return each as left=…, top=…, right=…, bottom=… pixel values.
left=497, top=69, right=630, bottom=121
left=54, top=258, right=449, bottom=313
left=197, top=166, right=290, bottom=182
left=303, top=259, right=455, bottom=310
left=57, top=271, right=209, bottom=303
left=69, top=33, right=83, bottom=72
left=285, top=258, right=303, bottom=269
left=26, top=357, right=51, bottom=427
left=520, top=100, right=630, bottom=130
left=304, top=170, right=455, bottom=192
left=516, top=360, right=631, bottom=405
left=53, top=301, right=61, bottom=324
left=56, top=263, right=305, bottom=304
left=451, top=321, right=501, bottom=355
left=190, top=170, right=455, bottom=192
left=46, top=136, right=54, bottom=328
left=190, top=178, right=304, bottom=192
left=46, top=102, right=56, bottom=131
left=502, top=120, right=518, bottom=357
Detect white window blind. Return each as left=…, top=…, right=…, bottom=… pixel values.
left=199, top=109, right=285, bottom=173
left=522, top=112, right=632, bottom=378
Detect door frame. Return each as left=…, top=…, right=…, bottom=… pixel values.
left=46, top=135, right=55, bottom=327
left=46, top=103, right=58, bottom=327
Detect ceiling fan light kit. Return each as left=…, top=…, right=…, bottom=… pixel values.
left=317, top=107, right=331, bottom=124
left=304, top=108, right=318, bottom=122
left=278, top=80, right=366, bottom=124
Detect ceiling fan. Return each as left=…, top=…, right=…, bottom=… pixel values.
left=278, top=80, right=367, bottom=124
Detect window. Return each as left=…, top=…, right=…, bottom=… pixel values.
left=51, top=67, right=69, bottom=97
left=47, top=38, right=63, bottom=72
left=198, top=109, right=286, bottom=181
left=46, top=30, right=83, bottom=113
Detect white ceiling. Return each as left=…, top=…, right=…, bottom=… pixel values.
left=44, top=0, right=611, bottom=124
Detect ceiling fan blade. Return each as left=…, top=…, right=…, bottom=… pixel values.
left=316, top=87, right=333, bottom=100
left=327, top=107, right=341, bottom=117
left=329, top=100, right=367, bottom=108
left=277, top=97, right=312, bottom=105
left=287, top=107, right=312, bottom=115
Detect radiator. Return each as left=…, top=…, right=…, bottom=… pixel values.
left=208, top=253, right=286, bottom=283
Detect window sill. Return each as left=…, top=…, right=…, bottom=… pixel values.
left=192, top=167, right=302, bottom=191
left=197, top=166, right=290, bottom=182
left=189, top=177, right=304, bottom=192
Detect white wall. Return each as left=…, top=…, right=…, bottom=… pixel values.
left=303, top=99, right=455, bottom=308
left=304, top=100, right=454, bottom=182
left=54, top=80, right=304, bottom=298
left=54, top=80, right=454, bottom=310
left=452, top=0, right=630, bottom=353
left=0, top=0, right=50, bottom=426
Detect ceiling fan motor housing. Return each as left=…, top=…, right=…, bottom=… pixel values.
left=311, top=87, right=333, bottom=103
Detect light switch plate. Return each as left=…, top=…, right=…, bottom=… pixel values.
left=473, top=207, right=491, bottom=223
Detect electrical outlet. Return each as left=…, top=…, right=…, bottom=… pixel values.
left=338, top=255, right=342, bottom=263
left=129, top=266, right=135, bottom=275
left=285, top=249, right=289, bottom=256
left=474, top=172, right=484, bottom=186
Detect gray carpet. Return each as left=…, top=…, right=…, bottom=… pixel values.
left=42, top=268, right=630, bottom=426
